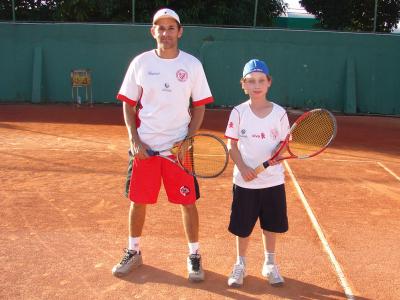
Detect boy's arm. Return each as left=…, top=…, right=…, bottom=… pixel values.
left=227, top=139, right=257, bottom=182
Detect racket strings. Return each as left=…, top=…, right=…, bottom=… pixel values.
left=178, top=135, right=228, bottom=178
left=290, top=110, right=336, bottom=157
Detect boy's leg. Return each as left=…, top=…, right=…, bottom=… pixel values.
left=228, top=236, right=248, bottom=287
left=259, top=184, right=287, bottom=286
left=262, top=230, right=276, bottom=255
left=261, top=230, right=284, bottom=286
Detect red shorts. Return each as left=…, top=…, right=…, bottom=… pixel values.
left=127, top=155, right=200, bottom=205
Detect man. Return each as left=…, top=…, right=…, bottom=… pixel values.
left=112, top=8, right=213, bottom=282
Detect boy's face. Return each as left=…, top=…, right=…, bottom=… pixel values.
left=242, top=72, right=271, bottom=97
left=151, top=18, right=183, bottom=50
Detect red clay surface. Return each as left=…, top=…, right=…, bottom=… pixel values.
left=1, top=104, right=399, bottom=299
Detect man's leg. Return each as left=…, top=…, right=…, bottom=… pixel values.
left=112, top=202, right=146, bottom=277
left=181, top=203, right=199, bottom=243
left=181, top=204, right=204, bottom=282
left=129, top=202, right=146, bottom=237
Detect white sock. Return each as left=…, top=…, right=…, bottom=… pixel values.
left=236, top=256, right=246, bottom=266
left=188, top=242, right=199, bottom=255
left=128, top=237, right=140, bottom=252
left=265, top=251, right=276, bottom=265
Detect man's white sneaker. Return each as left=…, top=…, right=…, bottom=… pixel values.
left=262, top=263, right=284, bottom=286
left=112, top=249, right=142, bottom=277
left=187, top=253, right=205, bottom=282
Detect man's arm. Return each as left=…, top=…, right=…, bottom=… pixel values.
left=187, top=105, right=205, bottom=137
left=123, top=102, right=148, bottom=159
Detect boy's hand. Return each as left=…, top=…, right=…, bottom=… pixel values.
left=239, top=165, right=258, bottom=182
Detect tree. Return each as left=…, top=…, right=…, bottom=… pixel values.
left=300, top=0, right=400, bottom=32
left=132, top=0, right=287, bottom=27
left=0, top=0, right=287, bottom=27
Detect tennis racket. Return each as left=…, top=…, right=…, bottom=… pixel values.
left=146, top=133, right=229, bottom=178
left=255, top=108, right=337, bottom=174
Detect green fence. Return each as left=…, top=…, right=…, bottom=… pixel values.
left=1, top=23, right=399, bottom=115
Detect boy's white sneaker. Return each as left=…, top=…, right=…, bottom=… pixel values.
left=262, top=263, right=284, bottom=286
left=227, top=263, right=246, bottom=287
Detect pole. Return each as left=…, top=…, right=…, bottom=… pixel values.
left=12, top=0, right=16, bottom=22
left=253, top=0, right=259, bottom=27
left=132, top=0, right=135, bottom=23
left=373, top=0, right=378, bottom=32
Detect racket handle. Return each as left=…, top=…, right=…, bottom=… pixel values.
left=263, top=161, right=271, bottom=168
left=146, top=149, right=159, bottom=156
left=255, top=160, right=270, bottom=174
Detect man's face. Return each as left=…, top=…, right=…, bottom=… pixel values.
left=151, top=18, right=183, bottom=50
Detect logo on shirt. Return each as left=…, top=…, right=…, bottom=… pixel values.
left=228, top=122, right=234, bottom=128
left=239, top=129, right=247, bottom=137
left=252, top=132, right=266, bottom=139
left=180, top=186, right=190, bottom=196
left=270, top=128, right=279, bottom=140
left=176, top=69, right=188, bottom=82
left=162, top=82, right=172, bottom=92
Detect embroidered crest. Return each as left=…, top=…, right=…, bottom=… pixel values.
left=176, top=69, right=188, bottom=82
left=180, top=186, right=190, bottom=196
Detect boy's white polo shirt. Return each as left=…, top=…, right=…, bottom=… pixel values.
left=225, top=101, right=290, bottom=189
left=117, top=50, right=213, bottom=151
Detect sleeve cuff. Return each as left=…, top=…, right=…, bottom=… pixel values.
left=116, top=94, right=137, bottom=106
left=192, top=96, right=214, bottom=107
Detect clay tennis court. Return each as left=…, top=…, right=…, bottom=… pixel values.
left=1, top=104, right=399, bottom=299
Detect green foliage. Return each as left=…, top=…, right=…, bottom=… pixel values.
left=0, top=0, right=287, bottom=26
left=300, top=0, right=400, bottom=32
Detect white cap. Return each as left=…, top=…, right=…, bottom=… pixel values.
left=152, top=8, right=180, bottom=25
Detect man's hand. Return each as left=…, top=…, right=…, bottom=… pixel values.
left=131, top=140, right=150, bottom=160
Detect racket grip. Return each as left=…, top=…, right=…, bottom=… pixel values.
left=255, top=160, right=271, bottom=174
left=146, top=149, right=158, bottom=156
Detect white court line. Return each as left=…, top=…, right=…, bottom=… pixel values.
left=320, top=158, right=373, bottom=163
left=0, top=147, right=114, bottom=153
left=284, top=161, right=355, bottom=300
left=377, top=162, right=400, bottom=181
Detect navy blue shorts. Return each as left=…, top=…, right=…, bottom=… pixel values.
left=228, top=184, right=288, bottom=237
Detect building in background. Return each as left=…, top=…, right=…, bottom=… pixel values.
left=274, top=0, right=318, bottom=30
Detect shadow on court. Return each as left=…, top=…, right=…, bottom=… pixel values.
left=118, top=265, right=366, bottom=300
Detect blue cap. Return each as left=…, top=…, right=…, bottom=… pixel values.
left=242, top=59, right=270, bottom=78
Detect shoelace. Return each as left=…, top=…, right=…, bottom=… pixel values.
left=232, top=265, right=244, bottom=279
left=120, top=249, right=135, bottom=264
left=189, top=254, right=200, bottom=271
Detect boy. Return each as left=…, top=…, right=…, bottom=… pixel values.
left=224, top=59, right=290, bottom=287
